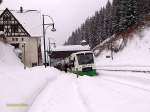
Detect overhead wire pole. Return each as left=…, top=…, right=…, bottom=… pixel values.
left=48, top=37, right=56, bottom=66
left=48, top=38, right=51, bottom=66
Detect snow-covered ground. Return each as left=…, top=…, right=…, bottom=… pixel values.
left=1, top=27, right=150, bottom=112
left=28, top=70, right=150, bottom=112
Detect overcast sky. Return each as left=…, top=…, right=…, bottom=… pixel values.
left=1, top=0, right=111, bottom=45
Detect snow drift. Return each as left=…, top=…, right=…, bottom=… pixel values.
left=0, top=41, right=23, bottom=67
left=0, top=41, right=64, bottom=112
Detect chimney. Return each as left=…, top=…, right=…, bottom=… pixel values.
left=20, top=6, right=23, bottom=13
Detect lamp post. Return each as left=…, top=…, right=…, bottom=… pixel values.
left=23, top=43, right=26, bottom=69
left=42, top=15, right=56, bottom=67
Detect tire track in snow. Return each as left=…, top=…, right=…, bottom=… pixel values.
left=73, top=81, right=94, bottom=112
left=27, top=75, right=58, bottom=111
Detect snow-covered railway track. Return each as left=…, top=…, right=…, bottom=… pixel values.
left=96, top=68, right=150, bottom=73
left=97, top=76, right=150, bottom=93
left=74, top=82, right=94, bottom=112
left=27, top=75, right=59, bottom=111
left=96, top=70, right=150, bottom=93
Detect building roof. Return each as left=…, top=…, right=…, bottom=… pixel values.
left=0, top=8, right=42, bottom=37
left=49, top=45, right=91, bottom=59
left=51, top=45, right=90, bottom=51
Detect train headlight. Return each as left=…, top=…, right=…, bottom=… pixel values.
left=93, top=65, right=96, bottom=69
left=78, top=66, right=82, bottom=71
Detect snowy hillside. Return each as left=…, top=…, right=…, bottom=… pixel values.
left=96, top=27, right=150, bottom=67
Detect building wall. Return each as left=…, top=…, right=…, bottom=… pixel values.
left=6, top=37, right=41, bottom=67
left=26, top=37, right=40, bottom=67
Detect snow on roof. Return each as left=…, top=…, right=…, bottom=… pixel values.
left=11, top=10, right=42, bottom=37
left=52, top=45, right=90, bottom=51
left=0, top=9, right=42, bottom=37
left=73, top=50, right=93, bottom=55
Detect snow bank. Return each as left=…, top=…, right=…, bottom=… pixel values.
left=0, top=41, right=70, bottom=112
left=0, top=41, right=23, bottom=67
left=96, top=28, right=150, bottom=67
left=0, top=65, right=64, bottom=112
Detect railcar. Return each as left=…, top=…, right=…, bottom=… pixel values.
left=64, top=51, right=97, bottom=76
left=54, top=51, right=96, bottom=76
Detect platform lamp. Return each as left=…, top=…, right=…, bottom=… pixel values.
left=42, top=15, right=56, bottom=67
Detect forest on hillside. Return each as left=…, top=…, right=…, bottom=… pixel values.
left=65, top=0, right=150, bottom=48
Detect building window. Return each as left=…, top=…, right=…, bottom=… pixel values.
left=11, top=43, right=19, bottom=49
left=15, top=38, right=18, bottom=41
left=32, top=63, right=37, bottom=67
left=12, top=38, right=15, bottom=41
left=22, top=38, right=24, bottom=41
left=0, top=25, right=4, bottom=31
left=3, top=15, right=11, bottom=21
left=11, top=25, right=18, bottom=33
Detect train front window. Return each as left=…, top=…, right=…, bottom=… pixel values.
left=77, top=53, right=94, bottom=65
